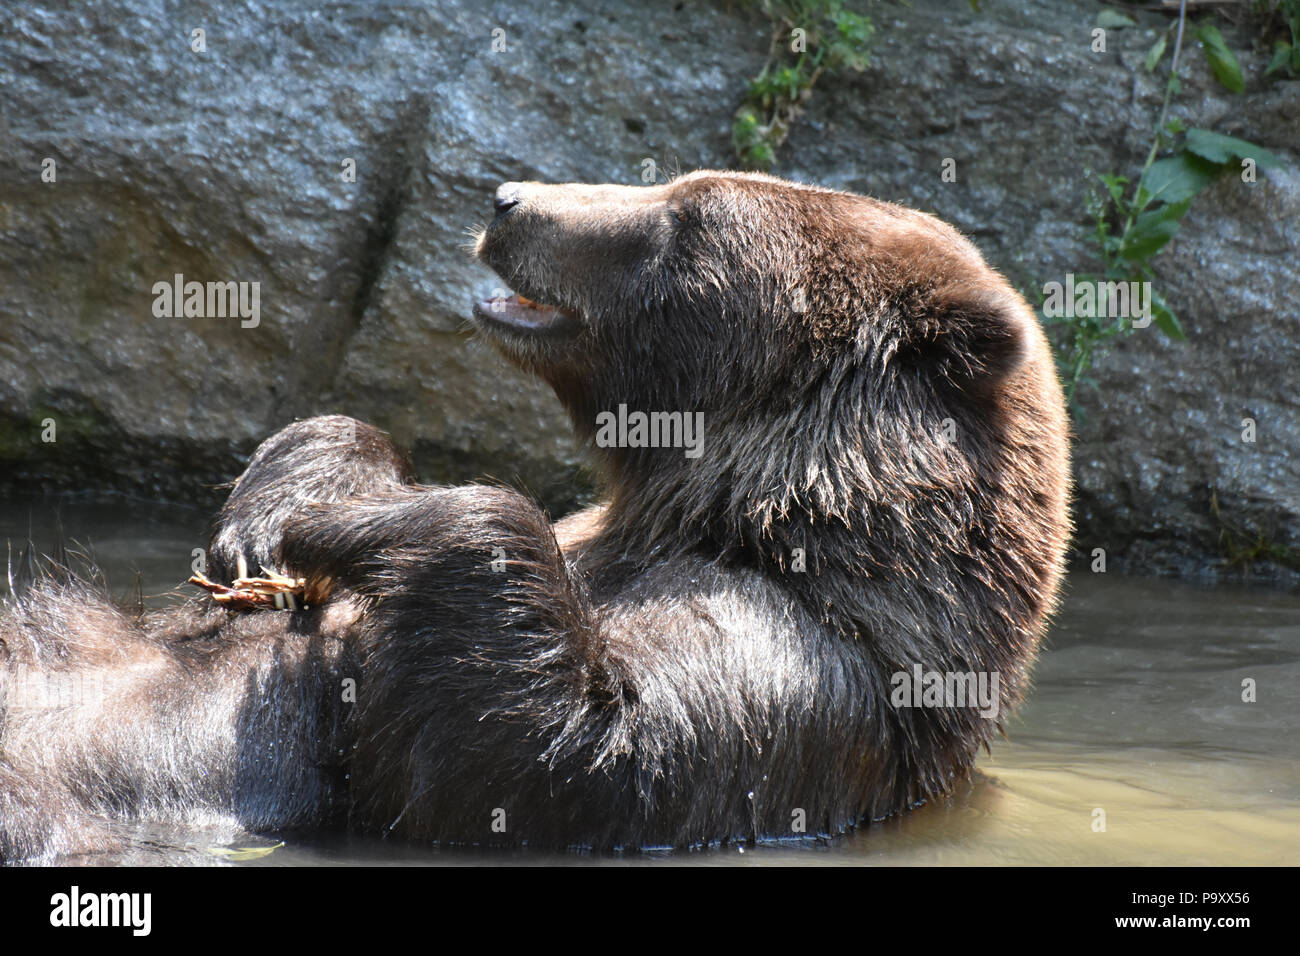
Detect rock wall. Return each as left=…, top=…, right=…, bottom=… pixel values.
left=2, top=0, right=1296, bottom=578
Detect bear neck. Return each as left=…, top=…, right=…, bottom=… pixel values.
left=591, top=366, right=1058, bottom=710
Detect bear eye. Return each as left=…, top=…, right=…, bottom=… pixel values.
left=668, top=203, right=691, bottom=226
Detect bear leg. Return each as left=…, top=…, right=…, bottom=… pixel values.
left=206, top=416, right=414, bottom=589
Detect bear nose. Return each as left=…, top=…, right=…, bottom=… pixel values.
left=494, top=182, right=523, bottom=214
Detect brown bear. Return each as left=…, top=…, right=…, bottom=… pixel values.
left=0, top=171, right=1070, bottom=858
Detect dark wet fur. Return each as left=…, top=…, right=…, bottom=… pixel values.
left=1, top=173, right=1070, bottom=858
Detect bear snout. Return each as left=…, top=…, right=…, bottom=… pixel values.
left=493, top=181, right=524, bottom=215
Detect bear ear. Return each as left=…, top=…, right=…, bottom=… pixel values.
left=907, top=288, right=1030, bottom=385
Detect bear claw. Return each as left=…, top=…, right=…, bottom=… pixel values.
left=188, top=568, right=307, bottom=611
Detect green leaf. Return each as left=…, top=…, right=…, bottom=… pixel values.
left=1138, top=153, right=1220, bottom=206
left=1144, top=33, right=1168, bottom=72
left=834, top=11, right=873, bottom=46
left=1196, top=23, right=1245, bottom=94
left=1098, top=172, right=1128, bottom=204
left=1120, top=200, right=1190, bottom=261
left=1149, top=289, right=1185, bottom=340
left=1286, top=1, right=1300, bottom=35
left=746, top=142, right=775, bottom=169
left=1097, top=11, right=1136, bottom=29
left=1266, top=41, right=1293, bottom=76
left=769, top=65, right=803, bottom=100
left=1184, top=128, right=1284, bottom=169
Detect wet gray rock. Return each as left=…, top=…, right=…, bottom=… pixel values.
left=1, top=0, right=1296, bottom=580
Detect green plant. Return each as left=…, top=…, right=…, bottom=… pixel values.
left=732, top=0, right=873, bottom=169
left=1255, top=0, right=1300, bottom=76
left=1211, top=491, right=1300, bottom=574
left=1042, top=3, right=1282, bottom=409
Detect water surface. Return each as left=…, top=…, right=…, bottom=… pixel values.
left=2, top=494, right=1296, bottom=866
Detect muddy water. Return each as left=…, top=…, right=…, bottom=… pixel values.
left=2, top=494, right=1297, bottom=866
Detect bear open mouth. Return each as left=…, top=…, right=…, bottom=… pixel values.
left=472, top=292, right=583, bottom=339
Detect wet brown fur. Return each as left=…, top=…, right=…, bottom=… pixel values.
left=0, top=171, right=1069, bottom=857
